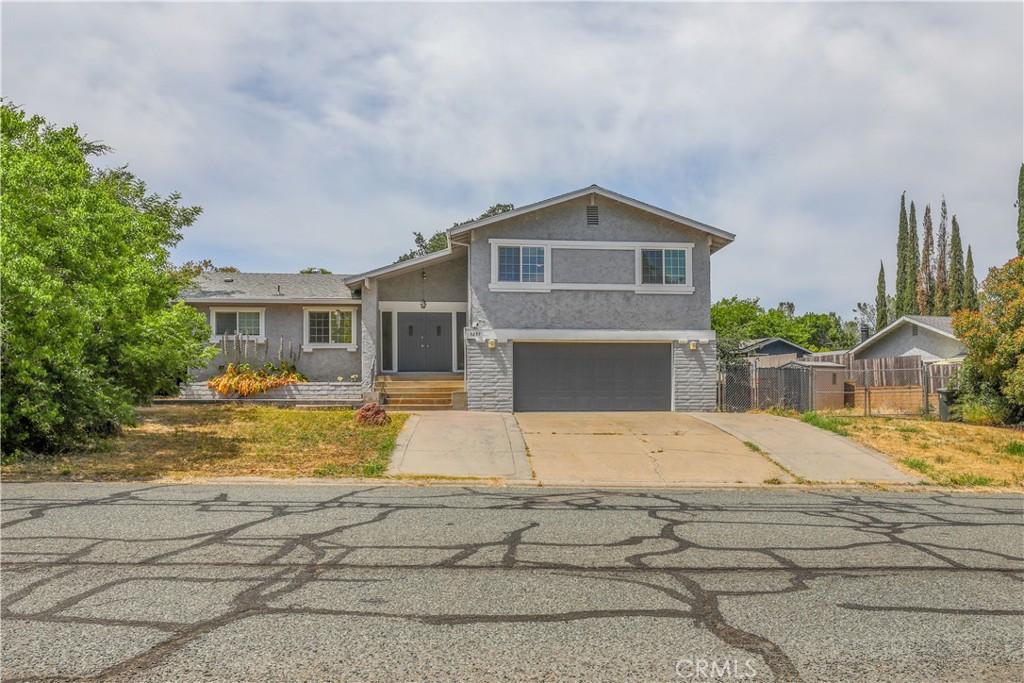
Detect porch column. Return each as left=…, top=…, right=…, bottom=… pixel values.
left=360, top=284, right=378, bottom=397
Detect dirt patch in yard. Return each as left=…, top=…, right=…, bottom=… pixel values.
left=1, top=405, right=409, bottom=481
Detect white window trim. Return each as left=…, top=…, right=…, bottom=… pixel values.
left=487, top=239, right=694, bottom=294
left=209, top=307, right=266, bottom=343
left=302, top=307, right=358, bottom=352
left=490, top=241, right=552, bottom=289
left=635, top=244, right=694, bottom=293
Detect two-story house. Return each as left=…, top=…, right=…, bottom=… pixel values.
left=182, top=185, right=735, bottom=411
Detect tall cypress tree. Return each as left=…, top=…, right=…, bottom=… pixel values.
left=875, top=261, right=888, bottom=331
left=962, top=245, right=979, bottom=310
left=949, top=215, right=965, bottom=312
left=934, top=197, right=949, bottom=315
left=894, top=193, right=909, bottom=317
left=1017, top=163, right=1023, bottom=257
left=917, top=204, right=934, bottom=315
left=899, top=200, right=920, bottom=316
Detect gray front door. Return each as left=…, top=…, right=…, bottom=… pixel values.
left=513, top=343, right=672, bottom=411
left=397, top=313, right=452, bottom=372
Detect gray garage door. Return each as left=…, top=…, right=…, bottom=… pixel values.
left=513, top=343, right=672, bottom=412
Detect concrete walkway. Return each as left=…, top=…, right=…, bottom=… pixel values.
left=389, top=412, right=532, bottom=480
left=692, top=413, right=918, bottom=483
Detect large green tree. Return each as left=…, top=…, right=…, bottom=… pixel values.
left=962, top=245, right=979, bottom=311
left=894, top=193, right=909, bottom=317
left=952, top=256, right=1024, bottom=420
left=1, top=104, right=214, bottom=455
left=397, top=202, right=514, bottom=262
left=875, top=261, right=888, bottom=331
left=902, top=201, right=920, bottom=316
left=934, top=197, right=949, bottom=315
left=1017, top=163, right=1024, bottom=258
left=917, top=203, right=934, bottom=314
left=948, top=215, right=965, bottom=312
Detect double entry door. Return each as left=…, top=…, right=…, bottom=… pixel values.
left=397, top=312, right=453, bottom=372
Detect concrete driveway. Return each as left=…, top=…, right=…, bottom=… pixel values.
left=516, top=412, right=791, bottom=485
left=517, top=412, right=916, bottom=486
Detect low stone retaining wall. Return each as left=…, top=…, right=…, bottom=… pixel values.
left=174, top=382, right=363, bottom=404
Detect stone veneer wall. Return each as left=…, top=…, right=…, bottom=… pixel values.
left=672, top=340, right=717, bottom=412
left=177, top=382, right=363, bottom=402
left=465, top=341, right=513, bottom=412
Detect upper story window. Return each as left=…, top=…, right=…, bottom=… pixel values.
left=304, top=308, right=356, bottom=348
left=640, top=248, right=688, bottom=286
left=211, top=308, right=265, bottom=341
left=497, top=245, right=545, bottom=283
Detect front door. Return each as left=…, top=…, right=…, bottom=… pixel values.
left=397, top=312, right=453, bottom=372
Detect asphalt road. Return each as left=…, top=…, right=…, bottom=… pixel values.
left=2, top=484, right=1022, bottom=682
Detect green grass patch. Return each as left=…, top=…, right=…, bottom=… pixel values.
left=900, top=457, right=932, bottom=475
left=800, top=411, right=851, bottom=437
left=941, top=473, right=995, bottom=487
left=1005, top=441, right=1024, bottom=458
left=743, top=441, right=766, bottom=454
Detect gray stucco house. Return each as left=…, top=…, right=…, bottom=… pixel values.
left=850, top=315, right=965, bottom=363
left=181, top=185, right=735, bottom=411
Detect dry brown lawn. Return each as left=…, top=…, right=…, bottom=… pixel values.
left=823, top=415, right=1024, bottom=488
left=1, top=404, right=409, bottom=481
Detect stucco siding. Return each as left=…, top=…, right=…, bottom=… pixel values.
left=377, top=254, right=468, bottom=302
left=188, top=303, right=362, bottom=383
left=469, top=195, right=712, bottom=331
left=856, top=326, right=964, bottom=361
left=551, top=249, right=635, bottom=285
left=465, top=341, right=513, bottom=412
left=673, top=341, right=717, bottom=411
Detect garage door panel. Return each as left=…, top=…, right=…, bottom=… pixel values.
left=513, top=343, right=671, bottom=412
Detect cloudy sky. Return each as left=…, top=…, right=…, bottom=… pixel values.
left=4, top=2, right=1021, bottom=316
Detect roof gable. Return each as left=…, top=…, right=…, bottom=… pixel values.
left=850, top=315, right=959, bottom=355
left=447, top=185, right=736, bottom=253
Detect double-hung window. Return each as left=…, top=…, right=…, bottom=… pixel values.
left=497, top=245, right=546, bottom=283
left=640, top=248, right=688, bottom=286
left=304, top=309, right=356, bottom=348
left=211, top=309, right=264, bottom=340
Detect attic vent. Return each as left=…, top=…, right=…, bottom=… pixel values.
left=586, top=205, right=599, bottom=226
left=911, top=324, right=919, bottom=336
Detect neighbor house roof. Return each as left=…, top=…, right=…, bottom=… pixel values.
left=737, top=337, right=813, bottom=356
left=850, top=315, right=958, bottom=356
left=782, top=360, right=846, bottom=369
left=447, top=184, right=736, bottom=253
left=181, top=273, right=358, bottom=304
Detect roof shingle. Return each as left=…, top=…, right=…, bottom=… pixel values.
left=181, top=273, right=357, bottom=302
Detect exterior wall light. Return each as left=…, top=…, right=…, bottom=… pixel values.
left=689, top=341, right=698, bottom=351
left=487, top=339, right=497, bottom=349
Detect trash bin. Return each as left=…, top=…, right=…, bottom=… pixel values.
left=936, top=388, right=953, bottom=422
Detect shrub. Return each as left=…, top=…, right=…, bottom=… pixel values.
left=207, top=362, right=307, bottom=397
left=355, top=402, right=391, bottom=426
left=952, top=395, right=1008, bottom=426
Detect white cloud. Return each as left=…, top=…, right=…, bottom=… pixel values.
left=3, top=2, right=1020, bottom=314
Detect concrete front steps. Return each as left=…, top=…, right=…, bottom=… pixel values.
left=376, top=375, right=465, bottom=411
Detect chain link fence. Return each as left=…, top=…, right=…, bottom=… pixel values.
left=718, top=356, right=959, bottom=417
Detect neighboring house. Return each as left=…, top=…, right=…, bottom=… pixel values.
left=850, top=315, right=965, bottom=364
left=737, top=337, right=812, bottom=359
left=780, top=359, right=848, bottom=411
left=182, top=185, right=735, bottom=412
